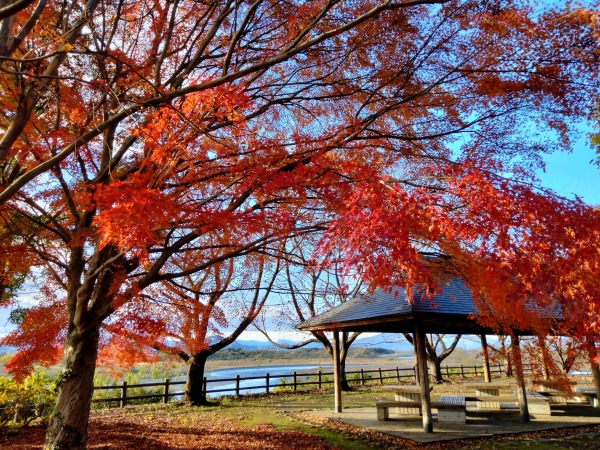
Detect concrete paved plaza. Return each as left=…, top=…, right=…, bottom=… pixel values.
left=310, top=403, right=600, bottom=444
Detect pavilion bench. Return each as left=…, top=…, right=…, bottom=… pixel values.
left=376, top=397, right=466, bottom=423
left=470, top=393, right=551, bottom=415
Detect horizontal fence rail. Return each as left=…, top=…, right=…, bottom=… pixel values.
left=91, top=362, right=531, bottom=408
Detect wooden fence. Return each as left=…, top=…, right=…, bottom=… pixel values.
left=92, top=362, right=527, bottom=408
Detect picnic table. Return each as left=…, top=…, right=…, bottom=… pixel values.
left=535, top=379, right=577, bottom=392
left=463, top=381, right=516, bottom=409
left=574, top=387, right=598, bottom=408
left=376, top=386, right=466, bottom=423
left=381, top=385, right=422, bottom=415
left=534, top=380, right=580, bottom=404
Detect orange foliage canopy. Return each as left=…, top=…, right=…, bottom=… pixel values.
left=0, top=2, right=597, bottom=433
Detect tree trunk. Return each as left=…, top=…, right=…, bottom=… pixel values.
left=44, top=325, right=100, bottom=450
left=324, top=336, right=353, bottom=392
left=339, top=356, right=352, bottom=391
left=500, top=338, right=513, bottom=377
left=430, top=357, right=444, bottom=383
left=539, top=338, right=550, bottom=380
left=505, top=357, right=513, bottom=377
left=588, top=343, right=600, bottom=411
left=184, top=351, right=210, bottom=405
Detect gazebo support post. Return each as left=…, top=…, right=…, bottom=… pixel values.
left=587, top=341, right=600, bottom=411
left=511, top=334, right=530, bottom=423
left=414, top=320, right=433, bottom=433
left=413, top=334, right=420, bottom=386
left=480, top=334, right=491, bottom=383
left=333, top=331, right=342, bottom=413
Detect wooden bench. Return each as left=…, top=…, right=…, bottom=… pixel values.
left=376, top=398, right=466, bottom=423
left=574, top=389, right=598, bottom=408
left=376, top=400, right=420, bottom=420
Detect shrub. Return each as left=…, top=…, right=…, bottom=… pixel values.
left=347, top=370, right=372, bottom=384
left=92, top=370, right=172, bottom=409
left=0, top=371, right=57, bottom=426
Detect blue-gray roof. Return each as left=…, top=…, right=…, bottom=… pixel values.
left=297, top=278, right=490, bottom=334
left=298, top=276, right=563, bottom=335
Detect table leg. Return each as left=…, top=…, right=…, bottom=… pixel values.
left=476, top=388, right=501, bottom=409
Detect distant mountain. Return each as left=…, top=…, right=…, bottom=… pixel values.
left=229, top=335, right=415, bottom=353
left=352, top=335, right=414, bottom=353
left=228, top=339, right=322, bottom=350
left=228, top=334, right=478, bottom=353
left=228, top=339, right=280, bottom=350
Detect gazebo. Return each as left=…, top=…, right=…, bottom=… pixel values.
left=297, top=278, right=552, bottom=432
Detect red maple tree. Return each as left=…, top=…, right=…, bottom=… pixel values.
left=0, top=1, right=599, bottom=448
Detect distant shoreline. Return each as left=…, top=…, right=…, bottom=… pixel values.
left=205, top=357, right=413, bottom=373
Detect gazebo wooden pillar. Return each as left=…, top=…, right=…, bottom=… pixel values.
left=480, top=334, right=492, bottom=382
left=414, top=319, right=433, bottom=433
left=333, top=331, right=342, bottom=413
left=511, top=335, right=530, bottom=423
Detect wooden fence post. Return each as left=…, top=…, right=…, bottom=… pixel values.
left=460, top=364, right=464, bottom=377
left=360, top=369, right=365, bottom=385
left=293, top=372, right=297, bottom=392
left=396, top=367, right=400, bottom=381
left=235, top=375, right=240, bottom=397
left=120, top=381, right=127, bottom=408
left=203, top=377, right=207, bottom=399
left=163, top=379, right=169, bottom=404
left=445, top=365, right=450, bottom=378
left=266, top=373, right=270, bottom=394
left=474, top=364, right=478, bottom=376
left=318, top=370, right=322, bottom=389
left=378, top=368, right=383, bottom=384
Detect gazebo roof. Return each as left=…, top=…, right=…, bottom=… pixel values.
left=297, top=278, right=534, bottom=335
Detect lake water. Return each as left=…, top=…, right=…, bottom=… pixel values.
left=205, top=364, right=334, bottom=396
left=203, top=362, right=415, bottom=397
left=139, top=358, right=415, bottom=399
left=163, top=362, right=415, bottom=397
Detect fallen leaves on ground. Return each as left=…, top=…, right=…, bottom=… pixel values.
left=0, top=407, right=335, bottom=450
left=3, top=403, right=600, bottom=449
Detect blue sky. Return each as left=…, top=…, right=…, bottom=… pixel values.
left=538, top=134, right=600, bottom=205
